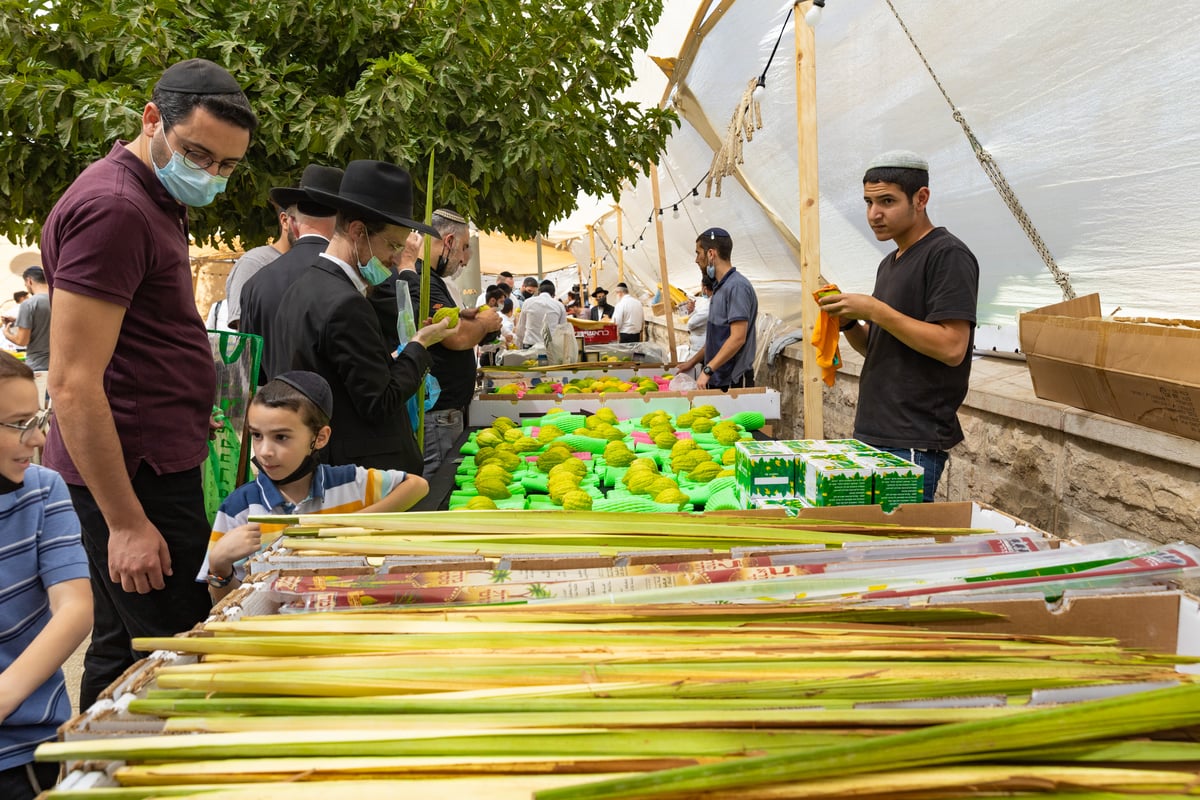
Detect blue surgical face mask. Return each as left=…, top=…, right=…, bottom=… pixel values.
left=356, top=235, right=393, bottom=286
left=706, top=261, right=716, bottom=280
left=153, top=127, right=228, bottom=207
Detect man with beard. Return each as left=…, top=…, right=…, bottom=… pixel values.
left=397, top=209, right=503, bottom=476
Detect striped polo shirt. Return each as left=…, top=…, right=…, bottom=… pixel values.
left=197, top=463, right=409, bottom=582
left=0, top=466, right=89, bottom=770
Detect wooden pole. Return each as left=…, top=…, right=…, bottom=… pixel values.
left=615, top=206, right=626, bottom=283
left=796, top=1, right=824, bottom=439
left=536, top=233, right=544, bottom=280
left=648, top=162, right=678, bottom=363
left=587, top=225, right=598, bottom=304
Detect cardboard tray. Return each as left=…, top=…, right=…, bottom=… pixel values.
left=1019, top=293, right=1200, bottom=441
left=469, top=386, right=780, bottom=427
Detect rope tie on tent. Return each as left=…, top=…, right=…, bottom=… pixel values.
left=884, top=0, right=1075, bottom=301
left=705, top=78, right=763, bottom=198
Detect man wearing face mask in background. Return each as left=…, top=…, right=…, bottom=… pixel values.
left=517, top=276, right=538, bottom=310
left=272, top=160, right=453, bottom=475
left=397, top=209, right=503, bottom=477
left=676, top=228, right=758, bottom=391
left=39, top=59, right=257, bottom=707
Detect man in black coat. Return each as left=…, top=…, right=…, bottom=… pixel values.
left=239, top=164, right=342, bottom=382
left=589, top=286, right=615, bottom=321
left=270, top=160, right=451, bottom=473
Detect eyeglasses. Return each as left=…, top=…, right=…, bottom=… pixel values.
left=1, top=408, right=53, bottom=445
left=164, top=127, right=242, bottom=177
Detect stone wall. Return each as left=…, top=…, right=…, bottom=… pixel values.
left=649, top=320, right=1200, bottom=544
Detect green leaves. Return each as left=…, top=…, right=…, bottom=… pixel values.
left=0, top=0, right=676, bottom=246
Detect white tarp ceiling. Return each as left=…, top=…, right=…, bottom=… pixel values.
left=556, top=0, right=1200, bottom=330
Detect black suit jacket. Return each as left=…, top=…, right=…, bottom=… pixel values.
left=589, top=302, right=615, bottom=321
left=239, top=235, right=330, bottom=383
left=272, top=256, right=432, bottom=473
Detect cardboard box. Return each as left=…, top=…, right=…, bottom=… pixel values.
left=1019, top=293, right=1200, bottom=441
left=802, top=455, right=874, bottom=507
left=734, top=440, right=796, bottom=500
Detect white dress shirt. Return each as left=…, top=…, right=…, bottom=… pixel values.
left=612, top=293, right=645, bottom=335
left=515, top=291, right=568, bottom=347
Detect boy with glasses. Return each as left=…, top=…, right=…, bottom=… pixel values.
left=0, top=352, right=91, bottom=800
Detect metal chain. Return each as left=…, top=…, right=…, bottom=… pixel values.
left=884, top=0, right=1075, bottom=300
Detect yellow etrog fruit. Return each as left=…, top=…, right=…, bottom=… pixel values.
left=627, top=471, right=659, bottom=495
left=688, top=461, right=723, bottom=483
left=537, top=447, right=571, bottom=473
left=432, top=306, right=460, bottom=329
left=466, top=495, right=498, bottom=510
left=655, top=488, right=689, bottom=508
left=561, top=490, right=594, bottom=510
left=475, top=476, right=511, bottom=499
left=603, top=441, right=635, bottom=467
left=537, top=424, right=565, bottom=444
left=475, top=429, right=503, bottom=448
left=670, top=439, right=699, bottom=457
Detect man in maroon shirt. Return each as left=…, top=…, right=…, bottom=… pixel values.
left=41, top=59, right=257, bottom=708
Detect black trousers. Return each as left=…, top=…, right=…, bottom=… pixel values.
left=68, top=464, right=213, bottom=709
left=710, top=369, right=755, bottom=392
left=618, top=332, right=641, bottom=343
left=0, top=761, right=60, bottom=800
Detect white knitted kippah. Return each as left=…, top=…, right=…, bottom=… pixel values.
left=867, top=150, right=929, bottom=171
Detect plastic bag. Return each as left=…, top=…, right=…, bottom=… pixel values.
left=545, top=321, right=578, bottom=365
left=202, top=329, right=262, bottom=523
left=395, top=283, right=441, bottom=432
left=669, top=372, right=698, bottom=392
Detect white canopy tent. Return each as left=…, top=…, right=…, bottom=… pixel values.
left=554, top=0, right=1200, bottom=333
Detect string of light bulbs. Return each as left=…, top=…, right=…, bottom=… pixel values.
left=613, top=171, right=709, bottom=254
left=608, top=1, right=821, bottom=259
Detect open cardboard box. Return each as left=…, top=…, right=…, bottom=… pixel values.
left=1018, top=293, right=1200, bottom=441
left=469, top=386, right=780, bottom=427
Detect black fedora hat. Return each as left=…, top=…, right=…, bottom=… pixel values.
left=269, top=164, right=344, bottom=215
left=304, top=160, right=438, bottom=236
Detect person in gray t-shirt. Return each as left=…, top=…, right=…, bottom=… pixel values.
left=223, top=204, right=291, bottom=329
left=677, top=228, right=758, bottom=390
left=3, top=267, right=51, bottom=371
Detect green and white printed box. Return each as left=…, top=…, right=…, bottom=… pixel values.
left=802, top=454, right=874, bottom=507
left=861, top=454, right=925, bottom=508
left=735, top=441, right=796, bottom=500
left=784, top=440, right=856, bottom=489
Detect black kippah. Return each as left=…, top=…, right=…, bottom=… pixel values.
left=155, top=58, right=244, bottom=95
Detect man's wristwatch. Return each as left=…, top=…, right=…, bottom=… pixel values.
left=206, top=568, right=234, bottom=588
left=701, top=365, right=714, bottom=376
left=840, top=319, right=859, bottom=332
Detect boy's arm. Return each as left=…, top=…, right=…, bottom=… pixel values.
left=361, top=473, right=430, bottom=514
left=0, top=578, right=92, bottom=722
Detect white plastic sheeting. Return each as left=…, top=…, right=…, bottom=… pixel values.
left=559, top=0, right=1200, bottom=329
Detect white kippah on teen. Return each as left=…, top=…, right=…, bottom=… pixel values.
left=867, top=150, right=929, bottom=171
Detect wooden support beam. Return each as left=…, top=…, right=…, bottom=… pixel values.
left=796, top=1, right=824, bottom=439
left=648, top=163, right=678, bottom=364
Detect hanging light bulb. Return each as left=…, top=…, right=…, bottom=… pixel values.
left=752, top=75, right=766, bottom=100
left=691, top=187, right=701, bottom=206
left=805, top=0, right=825, bottom=29
left=672, top=204, right=680, bottom=219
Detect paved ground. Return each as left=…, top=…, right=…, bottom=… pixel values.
left=64, top=637, right=86, bottom=713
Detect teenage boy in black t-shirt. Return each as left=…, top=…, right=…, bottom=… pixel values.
left=817, top=151, right=978, bottom=501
